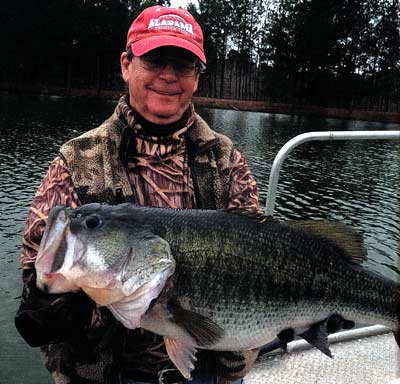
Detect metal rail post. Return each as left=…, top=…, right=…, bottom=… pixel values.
left=265, top=130, right=400, bottom=216
left=262, top=130, right=400, bottom=352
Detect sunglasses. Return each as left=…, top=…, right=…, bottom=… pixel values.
left=139, top=55, right=199, bottom=77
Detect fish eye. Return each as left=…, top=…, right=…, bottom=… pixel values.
left=84, top=215, right=102, bottom=229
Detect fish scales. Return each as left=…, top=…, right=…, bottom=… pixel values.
left=143, top=208, right=398, bottom=343
left=35, top=203, right=400, bottom=379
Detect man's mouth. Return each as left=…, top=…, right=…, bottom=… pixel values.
left=150, top=88, right=181, bottom=96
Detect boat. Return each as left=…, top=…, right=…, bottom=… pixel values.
left=248, top=131, right=400, bottom=384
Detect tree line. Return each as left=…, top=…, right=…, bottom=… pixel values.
left=1, top=0, right=399, bottom=111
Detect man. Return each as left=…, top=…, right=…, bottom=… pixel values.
left=15, top=6, right=262, bottom=384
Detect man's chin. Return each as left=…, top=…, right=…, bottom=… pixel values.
left=147, top=109, right=185, bottom=125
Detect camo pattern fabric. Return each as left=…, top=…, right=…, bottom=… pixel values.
left=21, top=147, right=261, bottom=269
left=21, top=117, right=262, bottom=269
left=20, top=103, right=262, bottom=383
left=117, top=97, right=197, bottom=209
left=21, top=157, right=80, bottom=269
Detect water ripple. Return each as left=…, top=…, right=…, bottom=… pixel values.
left=1, top=103, right=400, bottom=281
left=0, top=98, right=398, bottom=382
left=198, top=107, right=400, bottom=280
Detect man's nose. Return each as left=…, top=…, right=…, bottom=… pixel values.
left=158, top=63, right=178, bottom=80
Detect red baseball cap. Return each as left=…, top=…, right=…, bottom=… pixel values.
left=126, top=6, right=206, bottom=64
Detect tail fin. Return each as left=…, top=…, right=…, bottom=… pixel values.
left=395, top=288, right=400, bottom=347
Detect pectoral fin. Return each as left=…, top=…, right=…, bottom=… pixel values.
left=164, top=337, right=198, bottom=380
left=299, top=322, right=333, bottom=358
left=168, top=299, right=224, bottom=347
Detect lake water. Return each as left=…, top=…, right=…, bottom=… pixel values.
left=0, top=95, right=399, bottom=383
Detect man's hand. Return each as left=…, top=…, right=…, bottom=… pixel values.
left=14, top=269, right=94, bottom=348
left=212, top=348, right=260, bottom=383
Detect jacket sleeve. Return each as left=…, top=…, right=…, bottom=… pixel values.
left=21, top=157, right=80, bottom=270
left=18, top=157, right=116, bottom=384
left=228, top=149, right=263, bottom=215
left=213, top=349, right=260, bottom=383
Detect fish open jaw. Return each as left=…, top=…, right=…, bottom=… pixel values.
left=36, top=207, right=69, bottom=274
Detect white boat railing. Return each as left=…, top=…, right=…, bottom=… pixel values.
left=265, top=130, right=400, bottom=216
left=263, top=130, right=400, bottom=349
left=286, top=324, right=390, bottom=354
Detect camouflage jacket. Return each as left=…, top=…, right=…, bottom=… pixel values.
left=21, top=97, right=261, bottom=383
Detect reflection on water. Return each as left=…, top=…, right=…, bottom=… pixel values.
left=0, top=96, right=399, bottom=383
left=0, top=95, right=117, bottom=383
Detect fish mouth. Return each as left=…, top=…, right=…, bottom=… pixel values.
left=78, top=263, right=175, bottom=307
left=35, top=206, right=81, bottom=293
left=36, top=207, right=69, bottom=274
left=37, top=271, right=80, bottom=294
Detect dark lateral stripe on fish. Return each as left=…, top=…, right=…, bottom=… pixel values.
left=174, top=255, right=328, bottom=308
left=35, top=203, right=400, bottom=381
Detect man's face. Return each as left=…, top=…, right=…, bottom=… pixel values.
left=121, top=46, right=200, bottom=125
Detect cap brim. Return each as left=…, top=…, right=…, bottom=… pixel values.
left=130, top=35, right=206, bottom=64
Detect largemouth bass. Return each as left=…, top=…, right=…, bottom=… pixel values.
left=35, top=203, right=400, bottom=379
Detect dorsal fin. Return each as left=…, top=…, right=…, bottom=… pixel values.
left=223, top=208, right=272, bottom=223
left=287, top=220, right=367, bottom=264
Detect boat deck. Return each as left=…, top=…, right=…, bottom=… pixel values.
left=247, top=327, right=400, bottom=383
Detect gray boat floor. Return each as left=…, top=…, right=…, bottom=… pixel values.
left=247, top=332, right=400, bottom=383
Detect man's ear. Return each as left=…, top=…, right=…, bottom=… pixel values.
left=193, top=73, right=200, bottom=94
left=120, top=52, right=131, bottom=83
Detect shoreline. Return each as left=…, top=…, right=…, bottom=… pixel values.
left=1, top=87, right=400, bottom=124
left=193, top=97, right=400, bottom=124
